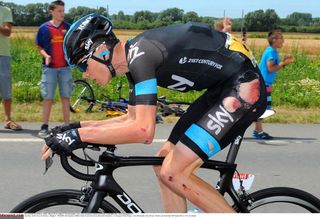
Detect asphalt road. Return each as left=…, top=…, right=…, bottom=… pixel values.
left=0, top=122, right=319, bottom=213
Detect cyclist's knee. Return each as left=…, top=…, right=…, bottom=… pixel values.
left=155, top=141, right=174, bottom=157
left=159, top=165, right=176, bottom=186
left=153, top=141, right=174, bottom=176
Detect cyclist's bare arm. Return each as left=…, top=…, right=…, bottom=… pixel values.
left=78, top=104, right=157, bottom=145
left=80, top=104, right=136, bottom=127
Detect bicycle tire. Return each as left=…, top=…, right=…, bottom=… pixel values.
left=70, top=80, right=95, bottom=113
left=243, top=187, right=320, bottom=213
left=11, top=189, right=120, bottom=213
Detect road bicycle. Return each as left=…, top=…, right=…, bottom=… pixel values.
left=69, top=79, right=191, bottom=119
left=70, top=79, right=128, bottom=117
left=11, top=131, right=320, bottom=213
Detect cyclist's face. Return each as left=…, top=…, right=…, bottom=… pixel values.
left=79, top=41, right=128, bottom=85
left=81, top=44, right=112, bottom=85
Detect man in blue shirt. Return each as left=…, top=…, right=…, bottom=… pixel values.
left=253, top=29, right=294, bottom=139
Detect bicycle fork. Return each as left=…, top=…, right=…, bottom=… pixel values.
left=83, top=166, right=144, bottom=213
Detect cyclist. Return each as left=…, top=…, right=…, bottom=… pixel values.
left=42, top=14, right=267, bottom=213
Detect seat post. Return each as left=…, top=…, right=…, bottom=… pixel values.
left=225, top=132, right=245, bottom=164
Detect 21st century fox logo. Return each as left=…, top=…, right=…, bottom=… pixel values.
left=179, top=57, right=223, bottom=70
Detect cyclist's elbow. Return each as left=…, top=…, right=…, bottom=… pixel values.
left=136, top=126, right=155, bottom=144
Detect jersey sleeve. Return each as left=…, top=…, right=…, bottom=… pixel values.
left=126, top=38, right=164, bottom=106
left=265, top=50, right=275, bottom=62
left=35, top=25, right=44, bottom=47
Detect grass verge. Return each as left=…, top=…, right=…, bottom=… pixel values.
left=1, top=103, right=319, bottom=124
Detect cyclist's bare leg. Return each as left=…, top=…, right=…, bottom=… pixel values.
left=159, top=142, right=235, bottom=213
left=154, top=141, right=187, bottom=213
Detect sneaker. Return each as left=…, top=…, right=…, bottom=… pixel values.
left=252, top=130, right=273, bottom=140
left=38, top=124, right=49, bottom=138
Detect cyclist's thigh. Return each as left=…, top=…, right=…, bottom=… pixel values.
left=0, top=56, right=12, bottom=99
left=57, top=67, right=73, bottom=98
left=41, top=67, right=58, bottom=100
left=168, top=89, right=221, bottom=146
left=171, top=68, right=266, bottom=161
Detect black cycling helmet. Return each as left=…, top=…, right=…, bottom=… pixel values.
left=63, top=13, right=119, bottom=76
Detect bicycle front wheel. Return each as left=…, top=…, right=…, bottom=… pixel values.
left=70, top=80, right=95, bottom=113
left=246, top=187, right=320, bottom=213
left=11, top=189, right=120, bottom=213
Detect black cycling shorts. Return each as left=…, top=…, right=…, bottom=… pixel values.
left=168, top=66, right=267, bottom=161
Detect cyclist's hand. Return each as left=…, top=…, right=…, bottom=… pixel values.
left=43, top=129, right=87, bottom=157
left=50, top=121, right=81, bottom=135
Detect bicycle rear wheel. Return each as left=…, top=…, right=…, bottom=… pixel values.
left=70, top=80, right=95, bottom=113
left=245, top=187, right=320, bottom=213
left=11, top=189, right=120, bottom=213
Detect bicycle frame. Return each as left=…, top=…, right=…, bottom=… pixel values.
left=80, top=132, right=249, bottom=213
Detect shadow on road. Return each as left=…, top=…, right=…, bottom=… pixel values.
left=0, top=128, right=41, bottom=139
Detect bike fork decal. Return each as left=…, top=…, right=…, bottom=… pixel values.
left=117, top=192, right=142, bottom=213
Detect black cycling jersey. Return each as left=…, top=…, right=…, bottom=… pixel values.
left=125, top=21, right=257, bottom=106
left=123, top=21, right=266, bottom=160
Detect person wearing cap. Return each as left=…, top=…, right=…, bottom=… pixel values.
left=0, top=3, right=22, bottom=130
left=42, top=14, right=267, bottom=213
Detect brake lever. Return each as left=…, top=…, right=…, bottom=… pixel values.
left=43, top=154, right=54, bottom=175
left=87, top=146, right=101, bottom=151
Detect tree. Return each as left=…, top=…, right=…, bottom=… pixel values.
left=157, top=7, right=184, bottom=24
left=27, top=3, right=50, bottom=25
left=183, top=11, right=201, bottom=22
left=66, top=6, right=98, bottom=22
left=286, top=12, right=312, bottom=26
left=244, top=9, right=280, bottom=31
left=132, top=10, right=156, bottom=23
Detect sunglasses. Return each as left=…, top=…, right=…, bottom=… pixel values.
left=76, top=42, right=110, bottom=72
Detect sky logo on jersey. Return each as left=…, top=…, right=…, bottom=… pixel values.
left=128, top=42, right=145, bottom=65
left=167, top=75, right=194, bottom=91
left=206, top=105, right=234, bottom=135
left=178, top=57, right=223, bottom=70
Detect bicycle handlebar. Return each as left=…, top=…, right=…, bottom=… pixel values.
left=61, top=153, right=96, bottom=181
left=59, top=144, right=117, bottom=181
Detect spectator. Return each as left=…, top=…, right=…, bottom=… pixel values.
left=253, top=29, right=294, bottom=139
left=0, top=4, right=22, bottom=131
left=35, top=0, right=72, bottom=138
left=214, top=17, right=232, bottom=33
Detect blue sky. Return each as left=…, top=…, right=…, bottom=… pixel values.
left=4, top=0, right=320, bottom=18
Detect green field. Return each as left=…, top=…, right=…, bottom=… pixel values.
left=6, top=29, right=320, bottom=123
